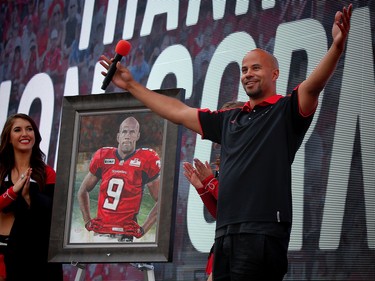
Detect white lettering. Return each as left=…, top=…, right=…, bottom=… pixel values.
left=186, top=0, right=200, bottom=26
left=92, top=62, right=107, bottom=94
left=320, top=7, right=375, bottom=250
left=147, top=45, right=193, bottom=96
left=20, top=73, right=54, bottom=159
left=186, top=0, right=229, bottom=26
left=186, top=0, right=250, bottom=27
left=140, top=0, right=179, bottom=37
left=274, top=18, right=327, bottom=250
left=103, top=0, right=120, bottom=45
left=64, top=67, right=80, bottom=96
left=211, top=0, right=226, bottom=20
left=262, top=0, right=276, bottom=9
left=79, top=0, right=95, bottom=50
left=0, top=81, right=11, bottom=132
left=235, top=1, right=250, bottom=15
left=122, top=0, right=138, bottom=40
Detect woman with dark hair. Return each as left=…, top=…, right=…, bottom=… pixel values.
left=0, top=113, right=63, bottom=281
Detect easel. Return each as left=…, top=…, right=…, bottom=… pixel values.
left=131, top=263, right=155, bottom=281
left=71, top=262, right=85, bottom=281
left=71, top=262, right=155, bottom=281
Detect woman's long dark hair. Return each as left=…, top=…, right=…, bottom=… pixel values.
left=0, top=113, right=46, bottom=190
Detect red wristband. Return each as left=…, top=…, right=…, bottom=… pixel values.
left=201, top=174, right=215, bottom=186
left=7, top=187, right=18, bottom=200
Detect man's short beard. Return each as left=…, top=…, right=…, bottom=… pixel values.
left=246, top=88, right=262, bottom=99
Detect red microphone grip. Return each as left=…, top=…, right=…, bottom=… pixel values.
left=115, top=40, right=132, bottom=56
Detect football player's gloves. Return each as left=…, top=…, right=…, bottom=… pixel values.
left=123, top=220, right=145, bottom=238
left=85, top=217, right=103, bottom=232
left=85, top=218, right=144, bottom=238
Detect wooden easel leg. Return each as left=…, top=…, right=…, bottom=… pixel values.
left=131, top=263, right=155, bottom=281
left=143, top=267, right=155, bottom=281
left=71, top=262, right=86, bottom=281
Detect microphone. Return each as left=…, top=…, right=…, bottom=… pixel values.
left=101, top=40, right=132, bottom=90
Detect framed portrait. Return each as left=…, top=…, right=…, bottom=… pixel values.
left=49, top=89, right=184, bottom=263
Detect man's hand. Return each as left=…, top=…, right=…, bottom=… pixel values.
left=85, top=217, right=103, bottom=232
left=332, top=4, right=352, bottom=52
left=123, top=220, right=144, bottom=238
left=100, top=55, right=134, bottom=91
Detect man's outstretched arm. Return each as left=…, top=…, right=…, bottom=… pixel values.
left=141, top=177, right=160, bottom=235
left=100, top=56, right=202, bottom=135
left=77, top=171, right=99, bottom=225
left=298, top=3, right=353, bottom=115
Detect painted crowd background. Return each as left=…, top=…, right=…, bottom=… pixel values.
left=0, top=0, right=374, bottom=280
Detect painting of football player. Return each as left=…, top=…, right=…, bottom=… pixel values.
left=77, top=116, right=160, bottom=242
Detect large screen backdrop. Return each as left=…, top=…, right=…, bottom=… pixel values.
left=0, top=1, right=374, bottom=280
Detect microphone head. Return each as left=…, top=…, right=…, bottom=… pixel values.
left=115, top=40, right=132, bottom=56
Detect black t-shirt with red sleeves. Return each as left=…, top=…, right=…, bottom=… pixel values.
left=198, top=90, right=314, bottom=234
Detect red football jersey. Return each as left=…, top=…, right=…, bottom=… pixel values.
left=90, top=147, right=160, bottom=229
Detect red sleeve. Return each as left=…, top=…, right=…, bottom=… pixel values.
left=199, top=192, right=217, bottom=219
left=198, top=175, right=219, bottom=218
left=45, top=165, right=56, bottom=185
left=201, top=175, right=219, bottom=199
left=0, top=187, right=18, bottom=211
left=143, top=149, right=161, bottom=180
